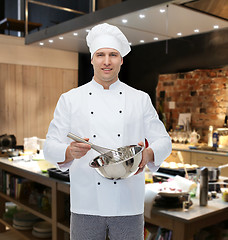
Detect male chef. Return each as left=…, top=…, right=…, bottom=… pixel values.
left=44, top=23, right=172, bottom=240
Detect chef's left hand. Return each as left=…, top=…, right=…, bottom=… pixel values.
left=135, top=141, right=154, bottom=175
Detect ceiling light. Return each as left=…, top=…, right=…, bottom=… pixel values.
left=194, top=29, right=199, bottom=33
left=129, top=42, right=132, bottom=45
left=59, top=36, right=64, bottom=40
left=139, top=14, right=145, bottom=19
left=86, top=29, right=90, bottom=32
left=160, top=9, right=166, bottom=13
left=122, top=19, right=128, bottom=23
left=49, top=39, right=53, bottom=43
left=73, top=32, right=78, bottom=36
left=177, top=32, right=182, bottom=36
left=213, top=25, right=219, bottom=29
left=39, top=42, right=44, bottom=46
left=140, top=40, right=145, bottom=43
left=154, top=37, right=158, bottom=41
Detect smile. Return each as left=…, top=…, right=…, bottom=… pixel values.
left=102, top=68, right=112, bottom=71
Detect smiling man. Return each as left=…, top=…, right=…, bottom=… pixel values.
left=44, top=23, right=172, bottom=240
left=92, top=49, right=123, bottom=88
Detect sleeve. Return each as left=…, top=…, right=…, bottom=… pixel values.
left=43, top=94, right=73, bottom=170
left=143, top=93, right=172, bottom=170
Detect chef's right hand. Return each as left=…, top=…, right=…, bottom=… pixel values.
left=65, top=138, right=91, bottom=162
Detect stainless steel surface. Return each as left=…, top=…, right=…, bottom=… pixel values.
left=200, top=167, right=208, bottom=206
left=197, top=164, right=228, bottom=182
left=208, top=167, right=220, bottom=182
left=67, top=132, right=116, bottom=155
left=89, top=145, right=143, bottom=179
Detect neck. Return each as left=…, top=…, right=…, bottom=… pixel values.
left=94, top=77, right=118, bottom=89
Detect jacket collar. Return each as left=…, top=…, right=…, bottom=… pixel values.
left=91, top=78, right=121, bottom=90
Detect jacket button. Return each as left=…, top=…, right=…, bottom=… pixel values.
left=119, top=110, right=122, bottom=113
left=93, top=135, right=96, bottom=138
left=89, top=92, right=92, bottom=95
left=91, top=111, right=94, bottom=114
left=98, top=182, right=100, bottom=185
left=118, top=134, right=121, bottom=137
left=114, top=181, right=117, bottom=184
left=119, top=91, right=122, bottom=95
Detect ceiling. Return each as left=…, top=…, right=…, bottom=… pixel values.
left=25, top=0, right=228, bottom=53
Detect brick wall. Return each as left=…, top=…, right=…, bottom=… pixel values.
left=156, top=67, right=228, bottom=142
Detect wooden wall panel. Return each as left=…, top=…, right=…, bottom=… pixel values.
left=15, top=65, right=24, bottom=144
left=0, top=64, right=8, bottom=135
left=0, top=63, right=78, bottom=146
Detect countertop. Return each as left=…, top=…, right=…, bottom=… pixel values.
left=172, top=143, right=228, bottom=156
left=145, top=194, right=228, bottom=240
left=151, top=194, right=228, bottom=222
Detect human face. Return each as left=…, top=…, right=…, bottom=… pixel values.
left=91, top=48, right=123, bottom=89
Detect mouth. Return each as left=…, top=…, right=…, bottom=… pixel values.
left=102, top=68, right=112, bottom=72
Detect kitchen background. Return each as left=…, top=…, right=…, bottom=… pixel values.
left=0, top=0, right=228, bottom=146
left=157, top=67, right=228, bottom=142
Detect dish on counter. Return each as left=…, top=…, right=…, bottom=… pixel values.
left=159, top=191, right=189, bottom=197
left=160, top=161, right=199, bottom=170
left=158, top=186, right=188, bottom=197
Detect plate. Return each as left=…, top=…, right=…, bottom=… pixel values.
left=13, top=223, right=33, bottom=230
left=32, top=229, right=52, bottom=238
left=158, top=191, right=188, bottom=197
left=33, top=221, right=52, bottom=233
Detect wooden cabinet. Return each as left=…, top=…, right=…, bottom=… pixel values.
left=165, top=150, right=191, bottom=164
left=170, top=145, right=228, bottom=177
left=0, top=159, right=70, bottom=240
left=191, top=152, right=228, bottom=176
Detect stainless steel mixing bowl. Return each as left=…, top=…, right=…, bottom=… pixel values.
left=89, top=145, right=143, bottom=179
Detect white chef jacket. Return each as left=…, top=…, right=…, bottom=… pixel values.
left=43, top=79, right=172, bottom=216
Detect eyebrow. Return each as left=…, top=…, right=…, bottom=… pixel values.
left=96, top=51, right=119, bottom=55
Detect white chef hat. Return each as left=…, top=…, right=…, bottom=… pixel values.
left=86, top=23, right=131, bottom=58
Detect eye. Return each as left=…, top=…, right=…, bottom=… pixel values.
left=110, top=53, right=118, bottom=57
left=96, top=53, right=104, bottom=57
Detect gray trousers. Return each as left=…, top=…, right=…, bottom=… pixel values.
left=70, top=212, right=144, bottom=240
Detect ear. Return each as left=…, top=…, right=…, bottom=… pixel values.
left=120, top=57, right=123, bottom=65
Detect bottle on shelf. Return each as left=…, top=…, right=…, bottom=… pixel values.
left=212, top=130, right=219, bottom=150
left=208, top=126, right=213, bottom=147
left=224, top=108, right=228, bottom=128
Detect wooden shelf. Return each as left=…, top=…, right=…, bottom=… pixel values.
left=0, top=218, right=51, bottom=240
left=0, top=18, right=42, bottom=35
left=0, top=158, right=70, bottom=240
left=0, top=192, right=52, bottom=222
left=57, top=220, right=70, bottom=233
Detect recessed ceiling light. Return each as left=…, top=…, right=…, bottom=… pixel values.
left=139, top=14, right=145, bottom=19
left=140, top=40, right=145, bottom=43
left=73, top=32, right=78, bottom=36
left=160, top=9, right=166, bottom=13
left=154, top=37, right=158, bottom=41
left=39, top=42, right=44, bottom=46
left=59, top=36, right=64, bottom=40
left=86, top=29, right=90, bottom=32
left=177, top=32, right=182, bottom=36
left=213, top=25, right=219, bottom=29
left=49, top=39, right=53, bottom=43
left=122, top=19, right=128, bottom=23
left=194, top=29, right=199, bottom=33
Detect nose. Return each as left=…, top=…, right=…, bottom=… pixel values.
left=104, top=55, right=111, bottom=65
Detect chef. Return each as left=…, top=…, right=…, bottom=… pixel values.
left=44, top=23, right=172, bottom=240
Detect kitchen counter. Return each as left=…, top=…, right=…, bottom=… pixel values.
left=1, top=157, right=228, bottom=239
left=145, top=195, right=228, bottom=240
left=172, top=143, right=228, bottom=156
